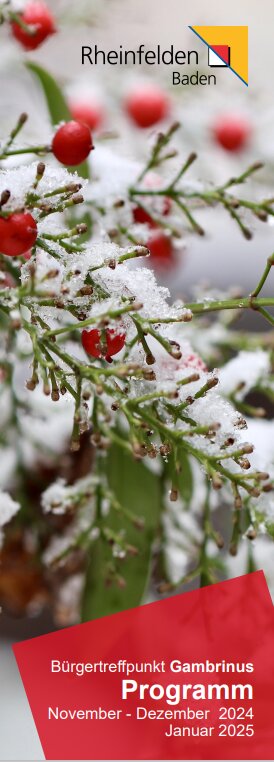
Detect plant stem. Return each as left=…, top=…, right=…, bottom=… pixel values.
left=184, top=295, right=274, bottom=316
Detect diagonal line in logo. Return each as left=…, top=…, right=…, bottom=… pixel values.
left=188, top=26, right=248, bottom=86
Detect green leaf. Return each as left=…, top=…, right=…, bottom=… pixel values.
left=26, top=62, right=90, bottom=180
left=26, top=62, right=71, bottom=124
left=81, top=444, right=162, bottom=621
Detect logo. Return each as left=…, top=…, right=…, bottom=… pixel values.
left=189, top=26, right=248, bottom=86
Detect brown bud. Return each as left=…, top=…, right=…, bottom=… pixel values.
left=246, top=527, right=257, bottom=540
left=256, top=472, right=269, bottom=481
left=169, top=120, right=181, bottom=133
left=169, top=488, right=178, bottom=502
left=229, top=198, right=240, bottom=209
left=133, top=246, right=150, bottom=258
left=250, top=487, right=261, bottom=498
left=250, top=161, right=264, bottom=172
left=168, top=390, right=179, bottom=400
left=146, top=352, right=155, bottom=365
left=256, top=210, right=268, bottom=222
left=207, top=377, right=219, bottom=390
left=132, top=443, right=147, bottom=459
left=0, top=189, right=10, bottom=206
left=160, top=444, right=171, bottom=457
left=51, top=389, right=60, bottom=402
left=215, top=532, right=225, bottom=549
left=147, top=446, right=158, bottom=459
left=186, top=395, right=194, bottom=405
left=72, top=195, right=84, bottom=205
left=212, top=473, right=223, bottom=490
left=187, top=372, right=200, bottom=383
left=238, top=457, right=251, bottom=470
left=76, top=223, right=88, bottom=234
left=11, top=316, right=21, bottom=329
left=187, top=151, right=197, bottom=165
left=236, top=381, right=246, bottom=392
left=39, top=202, right=52, bottom=213
left=241, top=443, right=254, bottom=454
left=182, top=310, right=192, bottom=322
left=143, top=369, right=156, bottom=381
left=235, top=417, right=247, bottom=430
left=229, top=542, right=238, bottom=557
left=234, top=495, right=242, bottom=509
left=208, top=422, right=221, bottom=432
left=224, top=437, right=235, bottom=447
left=263, top=482, right=273, bottom=492
left=243, top=227, right=253, bottom=241
left=79, top=285, right=93, bottom=296
left=47, top=269, right=60, bottom=279
left=26, top=378, right=37, bottom=391
left=107, top=259, right=116, bottom=270
left=67, top=183, right=82, bottom=193
left=108, top=228, right=119, bottom=239
left=131, top=301, right=143, bottom=311
left=36, top=161, right=45, bottom=178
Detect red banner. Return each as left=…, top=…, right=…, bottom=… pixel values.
left=13, top=572, right=274, bottom=760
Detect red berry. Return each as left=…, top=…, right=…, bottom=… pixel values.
left=213, top=116, right=251, bottom=152
left=0, top=213, right=37, bottom=257
left=52, top=121, right=93, bottom=166
left=147, top=231, right=174, bottom=267
left=69, top=101, right=104, bottom=132
left=133, top=198, right=171, bottom=228
left=81, top=327, right=126, bottom=362
left=11, top=2, right=56, bottom=51
left=125, top=85, right=169, bottom=128
left=133, top=206, right=157, bottom=228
